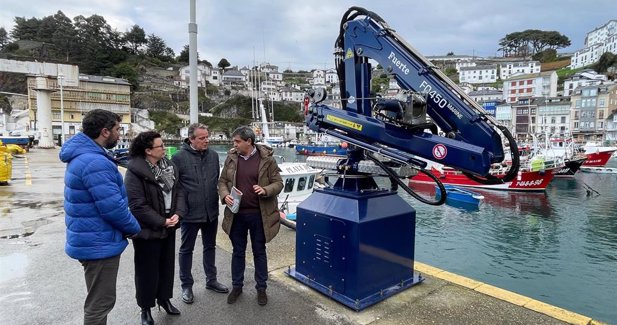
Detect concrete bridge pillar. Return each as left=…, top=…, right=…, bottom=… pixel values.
left=33, top=77, right=55, bottom=148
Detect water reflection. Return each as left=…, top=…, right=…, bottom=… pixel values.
left=0, top=253, right=28, bottom=283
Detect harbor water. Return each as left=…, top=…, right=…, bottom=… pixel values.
left=210, top=145, right=617, bottom=324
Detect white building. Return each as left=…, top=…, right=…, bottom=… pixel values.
left=499, top=61, right=540, bottom=80
left=325, top=69, right=338, bottom=84
left=563, top=69, right=609, bottom=96
left=468, top=89, right=503, bottom=102
left=311, top=69, right=325, bottom=85
left=459, top=65, right=497, bottom=84
left=502, top=71, right=558, bottom=104
left=571, top=20, right=617, bottom=69
left=536, top=97, right=572, bottom=136
left=280, top=86, right=305, bottom=102
left=495, top=102, right=513, bottom=130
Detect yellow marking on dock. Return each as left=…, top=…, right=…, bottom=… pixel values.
left=24, top=157, right=32, bottom=185
left=475, top=283, right=531, bottom=306
left=414, top=261, right=601, bottom=325
left=524, top=299, right=592, bottom=325
left=438, top=270, right=483, bottom=289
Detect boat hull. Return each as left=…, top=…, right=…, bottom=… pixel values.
left=410, top=168, right=554, bottom=191
left=583, top=150, right=615, bottom=167
left=553, top=157, right=587, bottom=177
left=295, top=144, right=347, bottom=156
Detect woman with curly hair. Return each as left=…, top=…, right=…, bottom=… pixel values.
left=124, top=131, right=186, bottom=325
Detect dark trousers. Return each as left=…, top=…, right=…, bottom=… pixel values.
left=81, top=254, right=120, bottom=325
left=229, top=212, right=268, bottom=290
left=179, top=220, right=219, bottom=288
left=132, top=231, right=176, bottom=308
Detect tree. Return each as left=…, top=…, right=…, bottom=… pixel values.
left=594, top=52, right=617, bottom=73
left=218, top=58, right=231, bottom=72
left=146, top=34, right=167, bottom=59
left=11, top=17, right=40, bottom=40
left=0, top=27, right=9, bottom=49
left=73, top=14, right=119, bottom=74
left=0, top=95, right=11, bottom=116
left=107, top=62, right=139, bottom=89
left=124, top=25, right=147, bottom=54
left=177, top=44, right=192, bottom=63
left=499, top=29, right=570, bottom=58
left=51, top=11, right=76, bottom=62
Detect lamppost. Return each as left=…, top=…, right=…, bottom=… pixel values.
left=58, top=74, right=65, bottom=144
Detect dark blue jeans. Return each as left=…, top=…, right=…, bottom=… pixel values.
left=230, top=212, right=268, bottom=290
left=179, top=220, right=218, bottom=289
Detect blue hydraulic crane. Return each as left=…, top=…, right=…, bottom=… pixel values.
left=287, top=7, right=520, bottom=310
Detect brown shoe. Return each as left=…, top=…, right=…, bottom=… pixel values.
left=257, top=289, right=267, bottom=306
left=227, top=287, right=242, bottom=304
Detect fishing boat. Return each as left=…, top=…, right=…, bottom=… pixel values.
left=435, top=184, right=484, bottom=209
left=294, top=135, right=348, bottom=156
left=409, top=162, right=555, bottom=192
left=278, top=162, right=323, bottom=229
left=581, top=142, right=617, bottom=167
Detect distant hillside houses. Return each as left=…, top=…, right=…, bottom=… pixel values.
left=571, top=20, right=617, bottom=69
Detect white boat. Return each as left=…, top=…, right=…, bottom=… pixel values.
left=278, top=161, right=323, bottom=229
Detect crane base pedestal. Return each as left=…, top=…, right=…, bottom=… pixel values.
left=287, top=185, right=424, bottom=311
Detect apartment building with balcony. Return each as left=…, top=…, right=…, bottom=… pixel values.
left=499, top=60, right=540, bottom=80
left=563, top=70, right=609, bottom=96
left=502, top=71, right=557, bottom=104
left=536, top=97, right=572, bottom=136
left=26, top=74, right=132, bottom=139
left=570, top=20, right=617, bottom=69
left=570, top=84, right=617, bottom=142
left=511, top=97, right=538, bottom=140
left=458, top=64, right=497, bottom=84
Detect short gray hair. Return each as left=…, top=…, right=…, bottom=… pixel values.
left=188, top=123, right=208, bottom=139
left=232, top=126, right=255, bottom=145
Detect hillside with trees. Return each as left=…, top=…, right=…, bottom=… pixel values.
left=0, top=11, right=305, bottom=135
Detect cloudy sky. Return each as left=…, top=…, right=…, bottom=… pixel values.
left=1, top=0, right=615, bottom=70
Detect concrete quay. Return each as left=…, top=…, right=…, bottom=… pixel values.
left=0, top=148, right=608, bottom=325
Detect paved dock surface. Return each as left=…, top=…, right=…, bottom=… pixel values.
left=0, top=148, right=608, bottom=325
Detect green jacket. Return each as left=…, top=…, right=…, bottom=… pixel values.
left=218, top=144, right=283, bottom=243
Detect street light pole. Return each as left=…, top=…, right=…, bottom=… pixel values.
left=59, top=74, right=65, bottom=145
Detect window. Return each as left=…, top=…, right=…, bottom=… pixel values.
left=527, top=80, right=533, bottom=85
left=561, top=116, right=566, bottom=123
left=518, top=81, right=524, bottom=86
left=511, top=82, right=516, bottom=86
left=551, top=117, right=556, bottom=124
left=599, top=110, right=604, bottom=119
left=284, top=178, right=295, bottom=193
left=308, top=175, right=315, bottom=189
left=297, top=177, right=306, bottom=191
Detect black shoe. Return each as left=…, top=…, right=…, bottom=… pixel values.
left=257, top=289, right=268, bottom=306
left=140, top=308, right=154, bottom=325
left=157, top=299, right=180, bottom=315
left=227, top=287, right=242, bottom=304
left=206, top=280, right=229, bottom=293
left=181, top=287, right=194, bottom=304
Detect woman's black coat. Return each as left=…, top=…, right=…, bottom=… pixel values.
left=124, top=157, right=187, bottom=240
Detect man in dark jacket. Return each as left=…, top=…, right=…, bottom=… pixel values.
left=172, top=123, right=229, bottom=304
left=59, top=109, right=141, bottom=325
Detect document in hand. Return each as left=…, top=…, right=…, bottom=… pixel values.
left=229, top=186, right=243, bottom=213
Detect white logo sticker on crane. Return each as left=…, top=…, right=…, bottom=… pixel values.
left=432, top=144, right=447, bottom=160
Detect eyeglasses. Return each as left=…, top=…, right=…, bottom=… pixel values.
left=151, top=144, right=165, bottom=149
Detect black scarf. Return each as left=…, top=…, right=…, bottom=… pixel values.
left=147, top=158, right=175, bottom=193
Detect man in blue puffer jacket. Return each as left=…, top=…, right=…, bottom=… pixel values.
left=59, top=109, right=141, bottom=325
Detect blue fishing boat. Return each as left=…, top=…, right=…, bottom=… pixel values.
left=294, top=143, right=347, bottom=156
left=435, top=184, right=484, bottom=209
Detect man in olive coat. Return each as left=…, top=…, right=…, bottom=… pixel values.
left=218, top=126, right=283, bottom=306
